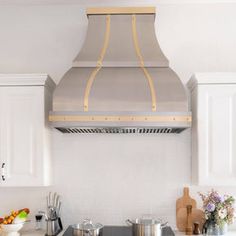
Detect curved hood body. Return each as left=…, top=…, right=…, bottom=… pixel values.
left=50, top=7, right=191, bottom=134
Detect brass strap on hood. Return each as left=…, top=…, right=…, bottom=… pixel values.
left=83, top=13, right=157, bottom=112
left=83, top=15, right=111, bottom=112
left=132, top=14, right=157, bottom=111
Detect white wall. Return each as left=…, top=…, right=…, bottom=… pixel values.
left=1, top=2, right=236, bottom=84
left=0, top=1, right=236, bottom=230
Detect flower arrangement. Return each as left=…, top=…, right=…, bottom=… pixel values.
left=199, top=190, right=235, bottom=228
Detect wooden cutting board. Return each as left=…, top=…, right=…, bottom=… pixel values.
left=176, top=207, right=205, bottom=232
left=176, top=187, right=197, bottom=214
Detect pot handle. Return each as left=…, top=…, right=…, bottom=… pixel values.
left=126, top=219, right=133, bottom=226
left=161, top=222, right=168, bottom=229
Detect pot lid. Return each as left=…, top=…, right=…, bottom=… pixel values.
left=72, top=219, right=103, bottom=231
left=133, top=218, right=161, bottom=225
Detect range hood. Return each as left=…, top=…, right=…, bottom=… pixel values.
left=49, top=7, right=191, bottom=134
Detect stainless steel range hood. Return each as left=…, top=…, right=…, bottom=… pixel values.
left=49, top=7, right=191, bottom=134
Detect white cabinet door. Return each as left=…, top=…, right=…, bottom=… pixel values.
left=0, top=86, right=46, bottom=186
left=0, top=87, right=4, bottom=182
left=195, top=84, right=236, bottom=186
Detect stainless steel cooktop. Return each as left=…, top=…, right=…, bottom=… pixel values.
left=62, top=225, right=175, bottom=236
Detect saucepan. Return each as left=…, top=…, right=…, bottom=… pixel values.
left=126, top=217, right=168, bottom=236
left=72, top=219, right=103, bottom=236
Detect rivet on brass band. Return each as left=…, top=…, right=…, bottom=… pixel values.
left=83, top=15, right=111, bottom=112
left=49, top=115, right=192, bottom=123
left=132, top=14, right=157, bottom=112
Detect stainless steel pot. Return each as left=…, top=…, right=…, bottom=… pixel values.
left=71, top=219, right=103, bottom=236
left=126, top=218, right=168, bottom=236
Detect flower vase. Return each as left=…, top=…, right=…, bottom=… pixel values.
left=206, top=222, right=228, bottom=235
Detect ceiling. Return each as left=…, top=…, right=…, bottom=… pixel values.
left=0, top=0, right=236, bottom=5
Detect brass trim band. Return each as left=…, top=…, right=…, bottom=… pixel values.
left=132, top=14, right=157, bottom=112
left=83, top=15, right=111, bottom=112
left=86, top=7, right=156, bottom=15
left=49, top=115, right=192, bottom=123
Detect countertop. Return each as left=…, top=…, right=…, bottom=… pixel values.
left=24, top=229, right=65, bottom=235
left=0, top=229, right=65, bottom=236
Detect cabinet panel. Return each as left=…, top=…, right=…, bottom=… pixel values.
left=197, top=85, right=236, bottom=185
left=0, top=74, right=55, bottom=187
left=0, top=87, right=45, bottom=186
left=0, top=88, right=4, bottom=181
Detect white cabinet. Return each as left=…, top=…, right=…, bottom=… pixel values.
left=0, top=74, right=55, bottom=186
left=188, top=73, right=236, bottom=186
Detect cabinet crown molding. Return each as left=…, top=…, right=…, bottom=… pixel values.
left=187, top=73, right=236, bottom=91
left=0, top=74, right=56, bottom=91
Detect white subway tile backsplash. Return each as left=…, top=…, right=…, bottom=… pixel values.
left=1, top=128, right=236, bottom=230
left=51, top=131, right=193, bottom=228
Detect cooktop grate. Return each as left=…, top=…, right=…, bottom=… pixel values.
left=56, top=127, right=186, bottom=134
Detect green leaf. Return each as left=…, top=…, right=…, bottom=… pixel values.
left=18, top=211, right=27, bottom=219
